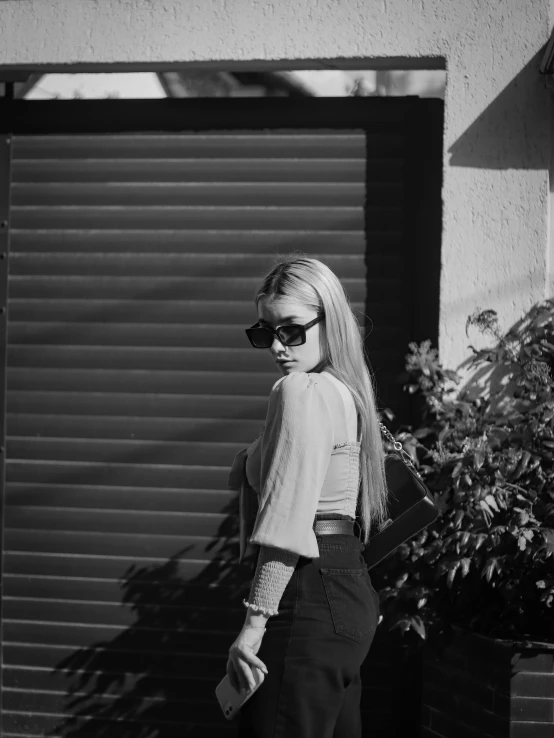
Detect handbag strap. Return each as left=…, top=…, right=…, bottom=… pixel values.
left=378, top=421, right=420, bottom=475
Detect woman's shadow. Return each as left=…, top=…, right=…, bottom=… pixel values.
left=48, top=493, right=256, bottom=738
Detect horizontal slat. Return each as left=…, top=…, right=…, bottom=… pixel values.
left=4, top=528, right=224, bottom=558
left=2, top=643, right=226, bottom=674
left=12, top=157, right=372, bottom=183
left=3, top=612, right=244, bottom=656
left=2, top=641, right=228, bottom=677
left=7, top=276, right=372, bottom=301
left=3, top=724, right=233, bottom=738
left=2, top=712, right=233, bottom=738
left=4, top=616, right=239, bottom=647
left=4, top=611, right=238, bottom=640
left=2, top=686, right=229, bottom=723
left=1, top=703, right=235, bottom=736
left=7, top=298, right=367, bottom=324
left=4, top=506, right=228, bottom=537
left=11, top=205, right=373, bottom=231
left=7, top=368, right=278, bottom=396
left=7, top=360, right=396, bottom=397
left=13, top=133, right=370, bottom=159
left=8, top=344, right=284, bottom=368
left=9, top=252, right=380, bottom=278
left=7, top=325, right=398, bottom=353
left=3, top=576, right=242, bottom=606
left=3, top=667, right=226, bottom=700
left=6, top=484, right=235, bottom=513
left=13, top=181, right=384, bottom=207
left=6, top=415, right=263, bottom=442
left=10, top=229, right=374, bottom=254
left=4, top=553, right=212, bottom=581
left=6, top=459, right=229, bottom=490
left=6, top=391, right=268, bottom=419
left=7, top=438, right=246, bottom=468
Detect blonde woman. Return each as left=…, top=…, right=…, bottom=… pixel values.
left=227, top=256, right=387, bottom=738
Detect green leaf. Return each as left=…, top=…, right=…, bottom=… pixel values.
left=391, top=619, right=412, bottom=633
left=544, top=530, right=554, bottom=553
left=447, top=561, right=461, bottom=588
left=482, top=558, right=496, bottom=581
left=475, top=533, right=487, bottom=550
left=413, top=427, right=433, bottom=439
left=411, top=616, right=426, bottom=639
left=453, top=510, right=464, bottom=529
left=439, top=425, right=451, bottom=443
left=395, top=572, right=409, bottom=588
left=480, top=499, right=493, bottom=516
left=452, top=462, right=463, bottom=478
left=460, top=558, right=472, bottom=577
left=518, top=510, right=530, bottom=525
left=473, top=450, right=485, bottom=471
left=485, top=494, right=500, bottom=513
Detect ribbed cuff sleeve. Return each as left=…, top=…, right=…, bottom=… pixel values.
left=243, top=545, right=299, bottom=616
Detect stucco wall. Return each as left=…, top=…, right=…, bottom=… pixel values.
left=0, top=0, right=552, bottom=370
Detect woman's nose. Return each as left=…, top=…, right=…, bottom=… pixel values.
left=271, top=335, right=286, bottom=352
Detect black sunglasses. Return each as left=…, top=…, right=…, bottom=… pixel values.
left=245, top=315, right=325, bottom=349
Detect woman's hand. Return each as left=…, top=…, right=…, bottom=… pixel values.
left=227, top=625, right=268, bottom=693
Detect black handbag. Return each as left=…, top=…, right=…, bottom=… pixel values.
left=363, top=423, right=439, bottom=570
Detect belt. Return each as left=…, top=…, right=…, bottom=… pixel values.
left=314, top=519, right=355, bottom=536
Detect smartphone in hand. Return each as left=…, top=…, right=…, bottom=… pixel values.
left=215, top=667, right=265, bottom=720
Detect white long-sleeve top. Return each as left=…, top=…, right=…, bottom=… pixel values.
left=228, top=370, right=362, bottom=615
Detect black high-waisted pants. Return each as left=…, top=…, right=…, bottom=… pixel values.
left=237, top=532, right=380, bottom=738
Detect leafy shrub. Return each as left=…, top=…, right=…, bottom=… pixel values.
left=374, top=299, right=554, bottom=643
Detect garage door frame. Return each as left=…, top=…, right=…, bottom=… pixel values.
left=0, top=94, right=443, bottom=735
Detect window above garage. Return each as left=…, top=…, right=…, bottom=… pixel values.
left=1, top=69, right=446, bottom=100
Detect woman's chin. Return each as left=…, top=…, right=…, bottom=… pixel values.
left=277, top=362, right=297, bottom=375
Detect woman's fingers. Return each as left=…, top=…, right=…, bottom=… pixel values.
left=236, top=657, right=258, bottom=692
left=247, top=653, right=268, bottom=675
left=230, top=644, right=268, bottom=675
left=228, top=641, right=269, bottom=693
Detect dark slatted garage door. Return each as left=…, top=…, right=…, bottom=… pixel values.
left=0, top=100, right=442, bottom=738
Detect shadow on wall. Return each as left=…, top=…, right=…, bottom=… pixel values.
left=44, top=503, right=423, bottom=738
left=458, top=297, right=554, bottom=413
left=43, top=496, right=422, bottom=738
left=448, top=49, right=550, bottom=170
left=48, top=495, right=252, bottom=737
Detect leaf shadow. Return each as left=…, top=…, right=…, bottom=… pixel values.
left=48, top=494, right=256, bottom=738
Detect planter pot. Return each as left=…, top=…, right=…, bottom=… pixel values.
left=421, top=630, right=554, bottom=738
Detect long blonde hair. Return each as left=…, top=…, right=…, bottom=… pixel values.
left=254, top=255, right=387, bottom=541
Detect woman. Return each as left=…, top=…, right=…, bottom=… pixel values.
left=226, top=255, right=387, bottom=738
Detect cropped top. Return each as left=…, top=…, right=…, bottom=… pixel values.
left=228, top=370, right=362, bottom=560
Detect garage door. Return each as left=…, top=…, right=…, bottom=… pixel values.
left=0, top=97, right=442, bottom=737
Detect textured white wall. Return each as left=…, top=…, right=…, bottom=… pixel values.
left=0, top=0, right=552, bottom=369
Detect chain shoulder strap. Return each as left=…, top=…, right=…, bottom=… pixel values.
left=379, top=421, right=420, bottom=475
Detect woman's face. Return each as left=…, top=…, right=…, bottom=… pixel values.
left=257, top=298, right=325, bottom=376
